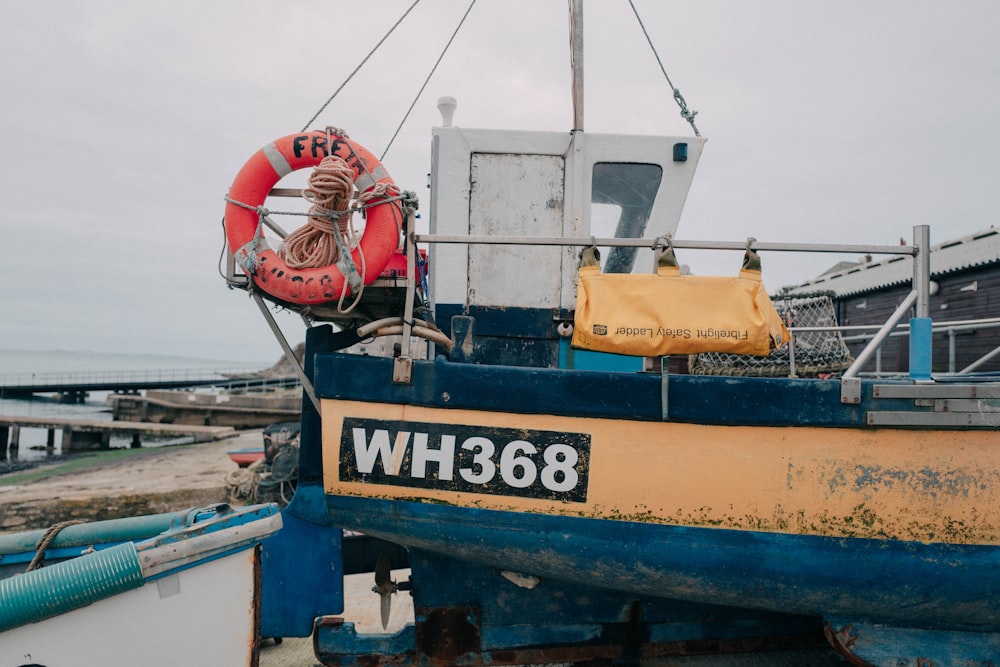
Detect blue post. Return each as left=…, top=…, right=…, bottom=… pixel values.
left=909, top=317, right=933, bottom=381
left=910, top=225, right=932, bottom=381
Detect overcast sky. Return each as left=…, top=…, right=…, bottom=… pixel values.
left=2, top=1, right=998, bottom=364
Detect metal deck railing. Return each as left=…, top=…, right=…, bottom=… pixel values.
left=0, top=368, right=298, bottom=399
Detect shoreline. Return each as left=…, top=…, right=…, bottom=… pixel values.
left=0, top=429, right=262, bottom=532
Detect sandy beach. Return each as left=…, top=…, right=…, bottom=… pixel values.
left=0, top=429, right=257, bottom=531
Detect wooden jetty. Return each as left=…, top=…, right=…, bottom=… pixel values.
left=108, top=390, right=301, bottom=429
left=0, top=415, right=237, bottom=456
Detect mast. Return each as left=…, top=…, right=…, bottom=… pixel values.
left=567, top=0, right=587, bottom=244
left=569, top=0, right=584, bottom=131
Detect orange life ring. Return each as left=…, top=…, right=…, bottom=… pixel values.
left=224, top=131, right=402, bottom=305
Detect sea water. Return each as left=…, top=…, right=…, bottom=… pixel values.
left=0, top=349, right=273, bottom=462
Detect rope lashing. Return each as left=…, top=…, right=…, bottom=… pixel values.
left=742, top=237, right=762, bottom=272
left=279, top=155, right=356, bottom=269
left=26, top=520, right=84, bottom=572
left=223, top=186, right=411, bottom=300
left=223, top=197, right=269, bottom=217
left=652, top=234, right=679, bottom=269
left=627, top=0, right=701, bottom=137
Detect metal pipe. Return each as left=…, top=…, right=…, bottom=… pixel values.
left=798, top=317, right=1000, bottom=335
left=913, top=225, right=931, bottom=319
left=908, top=225, right=933, bottom=380
left=253, top=294, right=320, bottom=412
left=930, top=319, right=1000, bottom=334
left=262, top=214, right=289, bottom=239
left=787, top=332, right=797, bottom=378
left=401, top=210, right=419, bottom=359
left=949, top=329, right=957, bottom=374
left=412, top=233, right=916, bottom=256
left=842, top=290, right=918, bottom=379
left=961, top=344, right=1000, bottom=374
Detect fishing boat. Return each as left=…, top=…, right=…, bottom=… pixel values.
left=0, top=503, right=281, bottom=665
left=221, top=3, right=1000, bottom=666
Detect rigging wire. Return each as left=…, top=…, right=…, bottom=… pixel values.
left=627, top=0, right=701, bottom=137
left=380, top=0, right=478, bottom=163
left=300, top=0, right=423, bottom=132
left=224, top=1, right=701, bottom=292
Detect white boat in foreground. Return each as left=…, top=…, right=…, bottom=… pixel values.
left=0, top=503, right=281, bottom=666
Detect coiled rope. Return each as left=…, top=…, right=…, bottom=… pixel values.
left=279, top=155, right=356, bottom=269
left=273, top=125, right=404, bottom=313
left=224, top=458, right=299, bottom=508
left=225, top=460, right=263, bottom=504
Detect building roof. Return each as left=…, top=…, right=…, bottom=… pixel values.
left=783, top=227, right=1000, bottom=298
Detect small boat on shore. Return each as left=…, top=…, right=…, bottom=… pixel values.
left=0, top=503, right=281, bottom=665
left=227, top=446, right=265, bottom=467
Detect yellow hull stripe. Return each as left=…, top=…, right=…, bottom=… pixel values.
left=322, top=399, right=1000, bottom=545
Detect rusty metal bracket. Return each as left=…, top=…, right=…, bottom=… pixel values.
left=391, top=207, right=420, bottom=385
left=393, top=356, right=413, bottom=384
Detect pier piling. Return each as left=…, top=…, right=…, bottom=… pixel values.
left=0, top=416, right=237, bottom=457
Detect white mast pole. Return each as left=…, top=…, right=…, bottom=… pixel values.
left=565, top=0, right=588, bottom=306
left=569, top=0, right=584, bottom=131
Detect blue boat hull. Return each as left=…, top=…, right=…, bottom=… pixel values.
left=294, top=328, right=1000, bottom=665
left=324, top=494, right=1000, bottom=631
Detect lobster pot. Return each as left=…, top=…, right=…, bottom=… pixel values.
left=689, top=292, right=853, bottom=377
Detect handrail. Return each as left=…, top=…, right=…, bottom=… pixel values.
left=413, top=233, right=917, bottom=257
left=839, top=318, right=1000, bottom=376
left=0, top=367, right=262, bottom=388
left=965, top=345, right=1000, bottom=374
left=841, top=290, right=919, bottom=382
left=783, top=317, right=1000, bottom=379
left=416, top=225, right=936, bottom=401
left=794, top=317, right=1000, bottom=334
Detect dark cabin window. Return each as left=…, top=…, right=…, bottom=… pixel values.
left=591, top=162, right=663, bottom=273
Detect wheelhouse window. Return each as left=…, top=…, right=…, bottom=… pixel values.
left=590, top=162, right=663, bottom=273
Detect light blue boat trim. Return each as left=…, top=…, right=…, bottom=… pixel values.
left=558, top=337, right=643, bottom=371
left=826, top=617, right=1000, bottom=665
left=0, top=509, right=194, bottom=556
left=0, top=542, right=142, bottom=633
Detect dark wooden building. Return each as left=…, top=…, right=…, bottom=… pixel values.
left=786, top=227, right=1000, bottom=375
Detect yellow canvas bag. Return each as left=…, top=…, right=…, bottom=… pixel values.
left=571, top=244, right=790, bottom=357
